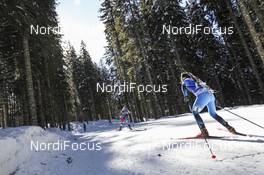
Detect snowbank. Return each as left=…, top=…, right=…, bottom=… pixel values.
left=0, top=126, right=67, bottom=175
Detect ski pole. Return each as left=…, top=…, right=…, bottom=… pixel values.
left=187, top=102, right=216, bottom=159
left=203, top=136, right=216, bottom=159
left=217, top=106, right=264, bottom=130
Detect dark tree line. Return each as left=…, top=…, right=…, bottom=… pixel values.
left=65, top=41, right=114, bottom=123
left=0, top=0, right=113, bottom=128
left=0, top=0, right=264, bottom=128
left=100, top=0, right=264, bottom=121
left=0, top=0, right=69, bottom=128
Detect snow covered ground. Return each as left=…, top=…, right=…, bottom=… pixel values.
left=1, top=105, right=264, bottom=175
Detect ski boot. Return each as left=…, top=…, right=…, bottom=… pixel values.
left=196, top=128, right=209, bottom=138
left=119, top=126, right=122, bottom=131
left=128, top=124, right=133, bottom=130
left=226, top=125, right=236, bottom=134
left=214, top=114, right=237, bottom=134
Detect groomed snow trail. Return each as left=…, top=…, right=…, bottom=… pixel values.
left=1, top=105, right=264, bottom=175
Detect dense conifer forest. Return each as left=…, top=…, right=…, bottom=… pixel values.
left=0, top=0, right=263, bottom=128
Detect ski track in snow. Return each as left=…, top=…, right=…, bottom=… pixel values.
left=1, top=105, right=264, bottom=175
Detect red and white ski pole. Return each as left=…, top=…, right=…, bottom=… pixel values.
left=187, top=102, right=217, bottom=159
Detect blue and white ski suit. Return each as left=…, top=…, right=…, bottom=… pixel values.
left=181, top=78, right=227, bottom=129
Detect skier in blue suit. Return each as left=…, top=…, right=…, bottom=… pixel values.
left=181, top=72, right=236, bottom=137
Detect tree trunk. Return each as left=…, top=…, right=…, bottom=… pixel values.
left=43, top=52, right=56, bottom=127
left=132, top=90, right=143, bottom=122
left=167, top=55, right=185, bottom=113
left=251, top=0, right=264, bottom=34
left=237, top=0, right=264, bottom=65
left=106, top=97, right=113, bottom=123
left=21, top=88, right=29, bottom=125
left=226, top=0, right=264, bottom=99
left=128, top=1, right=162, bottom=118
left=139, top=92, right=150, bottom=120
left=224, top=36, right=253, bottom=104
left=108, top=3, right=131, bottom=111
left=1, top=104, right=7, bottom=128
left=214, top=74, right=225, bottom=106
left=36, top=79, right=45, bottom=128
left=23, top=34, right=38, bottom=125
left=89, top=85, right=96, bottom=121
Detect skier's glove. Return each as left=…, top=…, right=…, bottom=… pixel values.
left=183, top=96, right=190, bottom=103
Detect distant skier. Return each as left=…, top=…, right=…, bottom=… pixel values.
left=119, top=105, right=133, bottom=131
left=180, top=72, right=236, bottom=137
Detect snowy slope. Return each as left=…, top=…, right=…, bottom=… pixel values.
left=0, top=127, right=72, bottom=175
left=1, top=105, right=264, bottom=175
